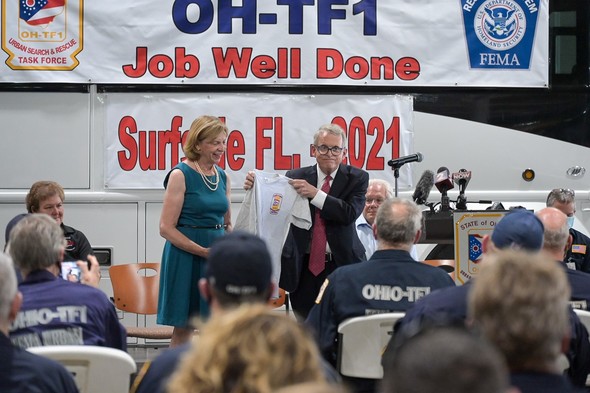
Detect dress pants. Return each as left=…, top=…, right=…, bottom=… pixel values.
left=290, top=253, right=336, bottom=321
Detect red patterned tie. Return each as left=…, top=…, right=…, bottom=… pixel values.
left=309, top=175, right=332, bottom=276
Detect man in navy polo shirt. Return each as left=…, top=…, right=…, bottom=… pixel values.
left=7, top=214, right=125, bottom=350
left=306, top=198, right=455, bottom=392
left=0, top=252, right=78, bottom=392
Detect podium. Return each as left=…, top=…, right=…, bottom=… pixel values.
left=419, top=209, right=511, bottom=284
left=418, top=210, right=454, bottom=244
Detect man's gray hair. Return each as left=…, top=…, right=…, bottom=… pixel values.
left=375, top=198, right=422, bottom=245
left=368, top=178, right=394, bottom=199
left=543, top=217, right=570, bottom=252
left=8, top=214, right=66, bottom=273
left=313, top=124, right=347, bottom=147
left=546, top=188, right=575, bottom=207
left=0, top=252, right=17, bottom=321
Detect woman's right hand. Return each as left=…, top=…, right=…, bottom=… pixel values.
left=197, top=246, right=209, bottom=258
left=243, top=171, right=255, bottom=190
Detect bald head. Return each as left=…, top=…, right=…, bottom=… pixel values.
left=535, top=207, right=569, bottom=259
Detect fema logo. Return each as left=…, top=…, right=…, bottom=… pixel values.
left=474, top=0, right=526, bottom=51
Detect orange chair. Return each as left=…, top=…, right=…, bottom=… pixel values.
left=109, top=263, right=173, bottom=339
left=421, top=259, right=456, bottom=280
left=268, top=288, right=289, bottom=313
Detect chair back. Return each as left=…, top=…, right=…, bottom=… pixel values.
left=337, top=312, right=405, bottom=379
left=109, top=263, right=160, bottom=315
left=422, top=259, right=456, bottom=280
left=574, top=308, right=590, bottom=330
left=27, top=345, right=136, bottom=393
left=109, top=263, right=173, bottom=339
left=269, top=288, right=288, bottom=308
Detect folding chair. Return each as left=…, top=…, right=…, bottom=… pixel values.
left=422, top=259, right=456, bottom=280
left=337, top=312, right=405, bottom=379
left=109, top=263, right=173, bottom=340
left=269, top=288, right=290, bottom=313
left=27, top=345, right=136, bottom=393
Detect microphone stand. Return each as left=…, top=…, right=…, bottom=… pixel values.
left=440, top=190, right=451, bottom=211
left=456, top=193, right=467, bottom=210
left=389, top=164, right=401, bottom=197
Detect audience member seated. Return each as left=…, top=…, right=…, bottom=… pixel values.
left=546, top=188, right=590, bottom=273
left=397, top=210, right=543, bottom=328
left=395, top=209, right=590, bottom=387
left=306, top=198, right=455, bottom=393
left=167, top=304, right=328, bottom=393
left=26, top=180, right=93, bottom=261
left=4, top=213, right=27, bottom=251
left=131, top=231, right=339, bottom=393
left=381, top=326, right=514, bottom=393
left=469, top=249, right=586, bottom=393
left=7, top=214, right=126, bottom=350
left=4, top=213, right=28, bottom=283
left=0, top=252, right=78, bottom=393
left=355, top=180, right=418, bottom=260
left=537, top=207, right=590, bottom=310
left=355, top=179, right=392, bottom=260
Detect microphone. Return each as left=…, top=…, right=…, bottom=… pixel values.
left=453, top=169, right=471, bottom=210
left=453, top=169, right=472, bottom=195
left=435, top=167, right=453, bottom=211
left=434, top=167, right=454, bottom=194
left=412, top=170, right=435, bottom=205
left=388, top=152, right=424, bottom=168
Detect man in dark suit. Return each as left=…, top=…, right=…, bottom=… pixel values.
left=245, top=124, right=368, bottom=319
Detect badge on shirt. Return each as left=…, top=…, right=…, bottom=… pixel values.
left=315, top=278, right=329, bottom=304
left=567, top=262, right=577, bottom=270
left=570, top=300, right=588, bottom=310
left=572, top=244, right=587, bottom=254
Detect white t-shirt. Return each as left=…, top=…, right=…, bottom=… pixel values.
left=235, top=170, right=312, bottom=296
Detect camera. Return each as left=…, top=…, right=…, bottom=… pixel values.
left=60, top=261, right=82, bottom=282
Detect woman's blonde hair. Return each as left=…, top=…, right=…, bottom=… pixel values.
left=167, top=304, right=326, bottom=393
left=183, top=115, right=228, bottom=161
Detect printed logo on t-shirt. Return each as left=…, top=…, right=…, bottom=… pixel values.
left=270, top=193, right=283, bottom=215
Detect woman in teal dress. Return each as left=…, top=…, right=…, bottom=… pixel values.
left=157, top=115, right=231, bottom=347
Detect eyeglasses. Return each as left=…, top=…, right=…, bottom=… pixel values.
left=314, top=145, right=344, bottom=155
left=552, top=188, right=575, bottom=197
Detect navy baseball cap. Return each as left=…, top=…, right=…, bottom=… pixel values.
left=206, top=231, right=272, bottom=296
left=5, top=213, right=28, bottom=244
left=491, top=209, right=544, bottom=251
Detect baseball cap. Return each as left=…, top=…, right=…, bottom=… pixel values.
left=206, top=231, right=272, bottom=296
left=5, top=213, right=28, bottom=244
left=491, top=209, right=544, bottom=251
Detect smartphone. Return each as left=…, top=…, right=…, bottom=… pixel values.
left=60, top=261, right=82, bottom=282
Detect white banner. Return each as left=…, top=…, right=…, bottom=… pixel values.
left=1, top=0, right=548, bottom=86
left=104, top=93, right=414, bottom=189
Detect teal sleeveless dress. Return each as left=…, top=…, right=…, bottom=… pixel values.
left=157, top=162, right=228, bottom=327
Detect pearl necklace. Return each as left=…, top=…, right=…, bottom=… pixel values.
left=192, top=160, right=219, bottom=191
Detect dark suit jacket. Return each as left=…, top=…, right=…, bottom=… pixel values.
left=280, top=163, right=368, bottom=292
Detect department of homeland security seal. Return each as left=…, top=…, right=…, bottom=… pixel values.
left=475, top=0, right=525, bottom=51
left=461, top=0, right=541, bottom=69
